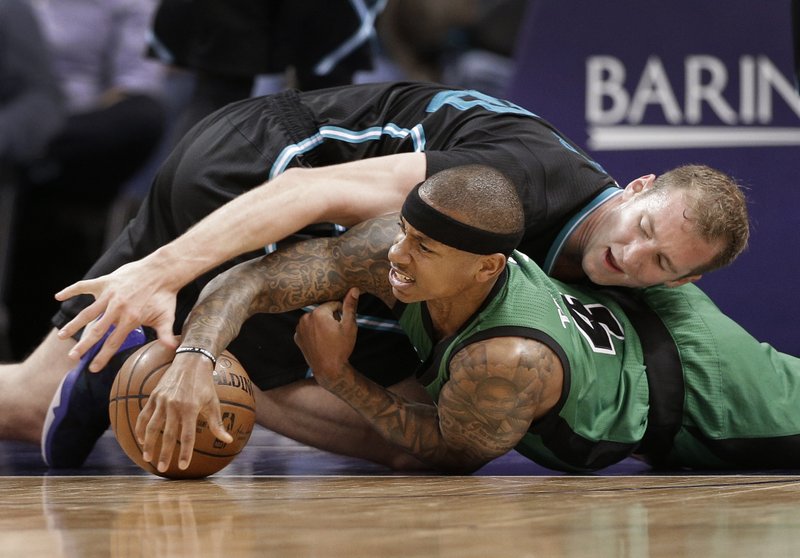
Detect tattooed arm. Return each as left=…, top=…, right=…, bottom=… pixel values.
left=295, top=291, right=565, bottom=473
left=136, top=214, right=402, bottom=473
left=180, top=213, right=401, bottom=357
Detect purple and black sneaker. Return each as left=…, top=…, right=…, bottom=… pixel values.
left=41, top=327, right=146, bottom=468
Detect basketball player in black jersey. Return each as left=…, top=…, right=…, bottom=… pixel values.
left=0, top=82, right=747, bottom=468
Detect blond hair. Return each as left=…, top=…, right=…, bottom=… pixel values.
left=650, top=164, right=749, bottom=273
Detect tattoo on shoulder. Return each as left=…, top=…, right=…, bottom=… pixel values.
left=437, top=338, right=563, bottom=460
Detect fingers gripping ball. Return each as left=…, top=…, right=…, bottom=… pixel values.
left=109, top=341, right=256, bottom=479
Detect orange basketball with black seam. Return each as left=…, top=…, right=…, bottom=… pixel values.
left=109, top=340, right=256, bottom=479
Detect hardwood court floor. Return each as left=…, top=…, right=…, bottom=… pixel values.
left=1, top=427, right=799, bottom=558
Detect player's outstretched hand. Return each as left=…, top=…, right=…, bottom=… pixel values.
left=54, top=259, right=180, bottom=371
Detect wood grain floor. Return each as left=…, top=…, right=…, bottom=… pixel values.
left=1, top=427, right=798, bottom=558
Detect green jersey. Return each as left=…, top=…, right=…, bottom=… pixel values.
left=397, top=250, right=800, bottom=472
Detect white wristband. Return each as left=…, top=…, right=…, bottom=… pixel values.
left=175, top=346, right=217, bottom=367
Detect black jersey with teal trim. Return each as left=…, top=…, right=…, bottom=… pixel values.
left=278, top=81, right=618, bottom=265
left=55, top=81, right=618, bottom=394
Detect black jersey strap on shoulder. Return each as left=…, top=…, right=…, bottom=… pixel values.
left=600, top=288, right=685, bottom=466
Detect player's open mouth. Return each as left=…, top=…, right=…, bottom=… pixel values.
left=389, top=266, right=414, bottom=287
left=605, top=249, right=623, bottom=273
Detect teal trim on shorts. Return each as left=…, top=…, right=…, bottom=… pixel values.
left=269, top=123, right=427, bottom=179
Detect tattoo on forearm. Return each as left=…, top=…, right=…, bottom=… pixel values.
left=327, top=338, right=560, bottom=473
left=325, top=367, right=445, bottom=462
left=182, top=214, right=401, bottom=354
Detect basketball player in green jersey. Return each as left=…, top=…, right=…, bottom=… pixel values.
left=135, top=165, right=796, bottom=475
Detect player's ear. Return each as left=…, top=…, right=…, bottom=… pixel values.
left=622, top=174, right=656, bottom=199
left=664, top=274, right=701, bottom=288
left=475, top=253, right=507, bottom=283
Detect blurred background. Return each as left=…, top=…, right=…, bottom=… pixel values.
left=1, top=0, right=797, bottom=360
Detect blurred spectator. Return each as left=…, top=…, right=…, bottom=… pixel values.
left=377, top=0, right=481, bottom=82
left=0, top=0, right=65, bottom=360
left=378, top=0, right=527, bottom=97
left=8, top=0, right=167, bottom=358
left=27, top=0, right=167, bottom=193
left=0, top=0, right=64, bottom=168
left=148, top=0, right=387, bottom=142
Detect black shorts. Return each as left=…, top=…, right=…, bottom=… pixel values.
left=53, top=91, right=420, bottom=390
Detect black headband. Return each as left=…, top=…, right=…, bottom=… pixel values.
left=400, top=184, right=523, bottom=256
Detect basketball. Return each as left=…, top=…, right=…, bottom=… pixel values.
left=109, top=340, right=256, bottom=479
